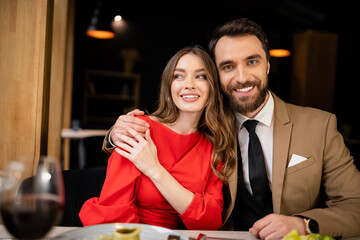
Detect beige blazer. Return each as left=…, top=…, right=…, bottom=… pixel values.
left=102, top=92, right=360, bottom=237
left=223, top=92, right=360, bottom=237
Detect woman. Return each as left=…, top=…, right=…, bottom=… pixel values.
left=79, top=45, right=236, bottom=230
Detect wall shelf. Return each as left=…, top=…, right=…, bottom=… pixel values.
left=82, top=69, right=141, bottom=128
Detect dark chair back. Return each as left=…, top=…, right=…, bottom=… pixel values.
left=60, top=167, right=106, bottom=226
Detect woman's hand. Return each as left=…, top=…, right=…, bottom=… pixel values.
left=115, top=127, right=162, bottom=179
left=111, top=109, right=148, bottom=146
left=115, top=127, right=195, bottom=214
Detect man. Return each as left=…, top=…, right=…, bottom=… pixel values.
left=102, top=18, right=360, bottom=239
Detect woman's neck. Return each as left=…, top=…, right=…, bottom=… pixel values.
left=151, top=112, right=202, bottom=135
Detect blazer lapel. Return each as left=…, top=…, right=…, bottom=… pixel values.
left=271, top=92, right=292, bottom=214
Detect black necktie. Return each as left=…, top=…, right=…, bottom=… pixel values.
left=243, top=119, right=272, bottom=210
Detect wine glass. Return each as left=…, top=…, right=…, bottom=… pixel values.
left=0, top=156, right=65, bottom=239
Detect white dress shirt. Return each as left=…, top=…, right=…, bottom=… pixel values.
left=235, top=91, right=274, bottom=195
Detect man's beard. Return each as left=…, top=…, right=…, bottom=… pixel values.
left=224, top=79, right=268, bottom=114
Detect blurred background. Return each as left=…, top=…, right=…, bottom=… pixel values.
left=1, top=0, right=359, bottom=172
left=70, top=0, right=359, bottom=168
left=73, top=0, right=345, bottom=124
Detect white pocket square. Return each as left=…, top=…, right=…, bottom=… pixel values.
left=288, top=154, right=307, bottom=167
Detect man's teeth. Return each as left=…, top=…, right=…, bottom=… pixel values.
left=236, top=86, right=254, bottom=92
left=182, top=95, right=199, bottom=98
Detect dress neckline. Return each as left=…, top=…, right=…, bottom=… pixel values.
left=142, top=115, right=201, bottom=137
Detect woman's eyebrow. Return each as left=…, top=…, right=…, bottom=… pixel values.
left=174, top=68, right=206, bottom=73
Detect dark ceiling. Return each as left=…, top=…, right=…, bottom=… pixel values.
left=75, top=0, right=349, bottom=57
left=96, top=0, right=343, bottom=31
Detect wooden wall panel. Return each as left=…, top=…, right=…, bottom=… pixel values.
left=62, top=0, right=76, bottom=170
left=0, top=0, right=53, bottom=176
left=290, top=30, right=338, bottom=112
left=47, top=0, right=69, bottom=161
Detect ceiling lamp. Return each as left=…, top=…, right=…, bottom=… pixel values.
left=268, top=31, right=292, bottom=58
left=86, top=1, right=115, bottom=39
left=269, top=49, right=291, bottom=57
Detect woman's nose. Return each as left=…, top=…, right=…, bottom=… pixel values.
left=185, top=77, right=195, bottom=89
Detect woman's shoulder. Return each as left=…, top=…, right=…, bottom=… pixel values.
left=135, top=114, right=151, bottom=123
left=135, top=115, right=161, bottom=130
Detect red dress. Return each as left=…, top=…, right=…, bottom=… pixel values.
left=79, top=115, right=223, bottom=230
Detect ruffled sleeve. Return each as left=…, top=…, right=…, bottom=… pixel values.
left=79, top=149, right=142, bottom=226
left=179, top=165, right=223, bottom=230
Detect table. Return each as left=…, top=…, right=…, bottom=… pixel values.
left=177, top=230, right=256, bottom=239
left=61, top=128, right=108, bottom=170
left=61, top=129, right=109, bottom=139
left=0, top=225, right=255, bottom=239
left=1, top=225, right=360, bottom=240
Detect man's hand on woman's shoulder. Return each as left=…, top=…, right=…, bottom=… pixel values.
left=110, top=109, right=149, bottom=146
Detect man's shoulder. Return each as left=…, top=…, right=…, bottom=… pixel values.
left=285, top=102, right=332, bottom=117
left=272, top=92, right=333, bottom=123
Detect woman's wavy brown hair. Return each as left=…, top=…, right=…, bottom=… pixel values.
left=151, top=45, right=236, bottom=184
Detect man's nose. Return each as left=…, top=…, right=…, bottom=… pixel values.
left=235, top=67, right=249, bottom=83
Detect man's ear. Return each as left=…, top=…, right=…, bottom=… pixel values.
left=267, top=62, right=270, bottom=74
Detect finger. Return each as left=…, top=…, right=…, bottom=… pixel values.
left=131, top=109, right=145, bottom=116
left=119, top=134, right=139, bottom=147
left=145, top=129, right=153, bottom=143
left=115, top=147, right=132, bottom=160
left=113, top=134, right=137, bottom=147
left=253, top=214, right=273, bottom=230
left=118, top=115, right=149, bottom=131
left=263, top=229, right=282, bottom=240
left=116, top=143, right=134, bottom=153
left=114, top=128, right=146, bottom=140
left=257, top=223, right=276, bottom=240
left=127, top=109, right=139, bottom=116
left=129, top=124, right=149, bottom=134
left=129, top=116, right=149, bottom=128
left=127, top=108, right=143, bottom=116
left=126, top=127, right=146, bottom=143
left=113, top=132, right=131, bottom=143
left=116, top=115, right=148, bottom=127
left=113, top=130, right=132, bottom=140
left=249, top=227, right=260, bottom=239
left=250, top=215, right=271, bottom=238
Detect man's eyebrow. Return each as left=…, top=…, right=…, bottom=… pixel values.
left=217, top=54, right=263, bottom=68
left=218, top=60, right=233, bottom=68
left=246, top=54, right=262, bottom=60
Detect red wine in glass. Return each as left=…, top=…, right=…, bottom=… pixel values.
left=1, top=194, right=62, bottom=239
left=0, top=157, right=65, bottom=239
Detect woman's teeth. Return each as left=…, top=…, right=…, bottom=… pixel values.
left=182, top=95, right=199, bottom=98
